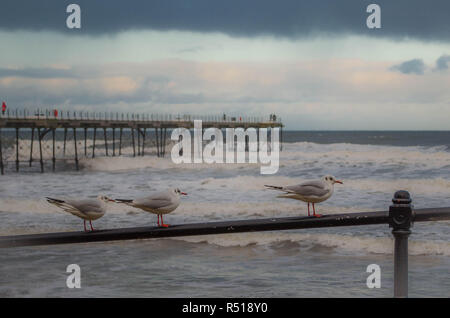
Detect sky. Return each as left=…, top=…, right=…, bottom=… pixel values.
left=0, top=0, right=450, bottom=130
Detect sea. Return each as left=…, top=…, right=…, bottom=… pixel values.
left=0, top=130, right=449, bottom=297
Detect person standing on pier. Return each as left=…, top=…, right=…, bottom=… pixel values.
left=1, top=101, right=6, bottom=115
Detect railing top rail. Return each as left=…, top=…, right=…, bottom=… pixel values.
left=1, top=207, right=449, bottom=248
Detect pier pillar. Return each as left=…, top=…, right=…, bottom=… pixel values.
left=0, top=128, right=3, bottom=175
left=245, top=134, right=249, bottom=152
left=163, top=128, right=167, bottom=157
left=73, top=128, right=79, bottom=171
left=103, top=128, right=108, bottom=156
left=137, top=128, right=141, bottom=156
left=29, top=128, right=34, bottom=167
left=84, top=128, right=87, bottom=157
left=63, top=128, right=67, bottom=156
left=257, top=128, right=260, bottom=152
left=119, top=128, right=123, bottom=156
left=38, top=128, right=44, bottom=173
left=92, top=127, right=97, bottom=158
left=155, top=128, right=160, bottom=157
left=15, top=127, right=19, bottom=172
left=52, top=129, right=56, bottom=171
left=142, top=128, right=146, bottom=156
left=389, top=190, right=413, bottom=298
left=131, top=128, right=136, bottom=157
left=280, top=126, right=283, bottom=151
left=112, top=128, right=115, bottom=156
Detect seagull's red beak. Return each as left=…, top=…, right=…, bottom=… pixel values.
left=335, top=180, right=343, bottom=184
left=181, top=192, right=188, bottom=195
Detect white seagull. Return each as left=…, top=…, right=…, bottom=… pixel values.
left=46, top=195, right=114, bottom=231
left=114, top=188, right=187, bottom=227
left=265, top=175, right=343, bottom=217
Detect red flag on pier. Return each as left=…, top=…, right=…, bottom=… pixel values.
left=1, top=101, right=6, bottom=113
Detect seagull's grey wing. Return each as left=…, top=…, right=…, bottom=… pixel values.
left=133, top=194, right=173, bottom=209
left=284, top=180, right=329, bottom=197
left=66, top=199, right=104, bottom=213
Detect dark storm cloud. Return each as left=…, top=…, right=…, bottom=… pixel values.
left=434, top=55, right=450, bottom=71
left=390, top=59, right=426, bottom=75
left=0, top=0, right=449, bottom=41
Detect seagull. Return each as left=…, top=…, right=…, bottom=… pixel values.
left=46, top=195, right=114, bottom=231
left=265, top=175, right=343, bottom=217
left=114, top=188, right=187, bottom=227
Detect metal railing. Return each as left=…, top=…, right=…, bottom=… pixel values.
left=0, top=108, right=282, bottom=125
left=0, top=190, right=449, bottom=297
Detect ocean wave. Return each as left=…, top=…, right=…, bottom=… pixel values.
left=183, top=175, right=450, bottom=197
left=281, top=142, right=450, bottom=169
left=172, top=232, right=450, bottom=256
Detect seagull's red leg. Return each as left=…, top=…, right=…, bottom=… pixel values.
left=307, top=203, right=310, bottom=216
left=157, top=214, right=160, bottom=226
left=90, top=220, right=95, bottom=231
left=313, top=203, right=322, bottom=218
left=160, top=215, right=170, bottom=228
left=83, top=220, right=87, bottom=232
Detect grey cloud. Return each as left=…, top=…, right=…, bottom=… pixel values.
left=390, top=59, right=426, bottom=75
left=0, top=67, right=77, bottom=78
left=434, top=55, right=450, bottom=71
left=0, top=0, right=449, bottom=42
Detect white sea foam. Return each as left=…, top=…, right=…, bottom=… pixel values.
left=173, top=232, right=450, bottom=256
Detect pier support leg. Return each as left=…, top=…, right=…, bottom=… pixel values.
left=84, top=128, right=87, bottom=157
left=137, top=128, right=141, bottom=156
left=163, top=128, right=167, bottom=157
left=0, top=128, right=4, bottom=175
left=103, top=128, right=108, bottom=156
left=389, top=190, right=413, bottom=298
left=29, top=128, right=34, bottom=167
left=112, top=128, right=115, bottom=156
left=131, top=128, right=136, bottom=157
left=52, top=129, right=56, bottom=171
left=119, top=128, right=123, bottom=156
left=280, top=126, right=283, bottom=151
left=15, top=127, right=19, bottom=172
left=73, top=128, right=79, bottom=171
left=92, top=128, right=97, bottom=158
left=142, top=128, right=146, bottom=156
left=38, top=128, right=44, bottom=173
left=155, top=128, right=160, bottom=157
left=63, top=128, right=67, bottom=156
left=245, top=134, right=249, bottom=152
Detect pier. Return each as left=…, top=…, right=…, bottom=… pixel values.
left=0, top=109, right=283, bottom=174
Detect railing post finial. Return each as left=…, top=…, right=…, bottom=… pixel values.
left=389, top=190, right=413, bottom=298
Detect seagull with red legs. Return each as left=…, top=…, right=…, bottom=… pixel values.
left=265, top=175, right=343, bottom=217
left=115, top=188, right=187, bottom=227
left=46, top=195, right=113, bottom=231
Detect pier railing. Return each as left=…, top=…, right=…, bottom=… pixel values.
left=1, top=190, right=449, bottom=297
left=0, top=108, right=283, bottom=125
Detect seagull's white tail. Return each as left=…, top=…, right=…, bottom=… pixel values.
left=46, top=197, right=78, bottom=214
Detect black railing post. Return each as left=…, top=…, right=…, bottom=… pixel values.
left=389, top=190, right=413, bottom=298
